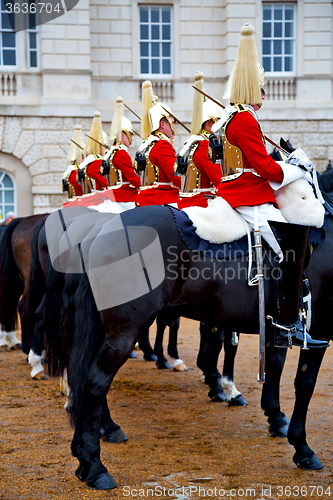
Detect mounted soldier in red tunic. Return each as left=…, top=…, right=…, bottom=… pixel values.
left=77, top=110, right=109, bottom=193
left=178, top=71, right=226, bottom=209
left=135, top=80, right=180, bottom=207
left=62, top=124, right=85, bottom=198
left=212, top=24, right=327, bottom=349
left=95, top=96, right=141, bottom=212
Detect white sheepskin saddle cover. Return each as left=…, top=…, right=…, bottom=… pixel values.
left=183, top=179, right=325, bottom=245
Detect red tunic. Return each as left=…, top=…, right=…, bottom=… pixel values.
left=86, top=158, right=108, bottom=190
left=108, top=148, right=141, bottom=202
left=135, top=137, right=180, bottom=207
left=216, top=109, right=284, bottom=208
left=68, top=169, right=83, bottom=197
left=179, top=137, right=223, bottom=209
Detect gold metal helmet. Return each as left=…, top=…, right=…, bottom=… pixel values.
left=66, top=124, right=85, bottom=164
left=224, top=24, right=264, bottom=105
left=84, top=111, right=105, bottom=156
left=121, top=116, right=134, bottom=144
left=202, top=100, right=225, bottom=127
left=141, top=80, right=174, bottom=139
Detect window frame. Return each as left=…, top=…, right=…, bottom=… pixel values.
left=262, top=2, right=296, bottom=76
left=0, top=170, right=16, bottom=221
left=26, top=7, right=39, bottom=69
left=0, top=0, right=17, bottom=68
left=0, top=1, right=40, bottom=71
left=138, top=4, right=173, bottom=79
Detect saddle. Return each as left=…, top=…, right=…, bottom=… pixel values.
left=181, top=178, right=324, bottom=246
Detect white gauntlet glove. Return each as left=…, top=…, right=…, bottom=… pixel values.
left=285, top=149, right=324, bottom=203
left=285, top=148, right=314, bottom=172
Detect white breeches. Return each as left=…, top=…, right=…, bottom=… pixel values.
left=236, top=203, right=287, bottom=260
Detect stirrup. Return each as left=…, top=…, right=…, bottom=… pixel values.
left=266, top=315, right=308, bottom=350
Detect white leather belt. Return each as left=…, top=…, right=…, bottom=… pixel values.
left=235, top=168, right=255, bottom=173
left=193, top=188, right=214, bottom=192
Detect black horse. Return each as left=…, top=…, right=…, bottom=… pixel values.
left=0, top=214, right=48, bottom=355
left=203, top=148, right=333, bottom=445
left=41, top=202, right=327, bottom=490
left=259, top=149, right=333, bottom=450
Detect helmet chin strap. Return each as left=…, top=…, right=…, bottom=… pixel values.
left=165, top=115, right=175, bottom=135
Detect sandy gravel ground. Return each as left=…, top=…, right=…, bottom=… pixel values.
left=0, top=318, right=333, bottom=500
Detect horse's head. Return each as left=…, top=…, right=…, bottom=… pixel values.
left=280, top=138, right=295, bottom=154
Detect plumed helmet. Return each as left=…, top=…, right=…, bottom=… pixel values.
left=84, top=111, right=105, bottom=156
left=109, top=96, right=123, bottom=145
left=109, top=97, right=134, bottom=145
left=191, top=71, right=204, bottom=135
left=141, top=80, right=174, bottom=139
left=66, top=124, right=85, bottom=164
left=202, top=99, right=225, bottom=126
left=191, top=71, right=225, bottom=134
left=121, top=116, right=134, bottom=144
left=223, top=24, right=264, bottom=105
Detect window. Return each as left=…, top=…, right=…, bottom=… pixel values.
left=0, top=0, right=39, bottom=69
left=0, top=171, right=16, bottom=220
left=0, top=0, right=16, bottom=66
left=27, top=3, right=38, bottom=68
left=139, top=5, right=172, bottom=76
left=262, top=3, right=295, bottom=73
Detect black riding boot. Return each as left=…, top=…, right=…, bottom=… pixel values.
left=269, top=221, right=328, bottom=349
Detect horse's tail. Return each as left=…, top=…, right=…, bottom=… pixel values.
left=43, top=257, right=105, bottom=427
left=66, top=271, right=105, bottom=427
left=43, top=257, right=66, bottom=378
left=0, top=218, right=24, bottom=331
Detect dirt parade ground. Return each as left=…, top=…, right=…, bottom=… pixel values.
left=1, top=318, right=333, bottom=500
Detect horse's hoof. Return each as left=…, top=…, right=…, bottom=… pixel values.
left=75, top=464, right=87, bottom=481
left=208, top=390, right=227, bottom=402
left=268, top=412, right=290, bottom=438
left=294, top=453, right=323, bottom=470
left=0, top=345, right=10, bottom=352
left=144, top=353, right=158, bottom=362
left=228, top=394, right=248, bottom=406
left=10, top=343, right=22, bottom=350
left=101, top=428, right=128, bottom=443
left=172, top=359, right=188, bottom=372
left=86, top=472, right=117, bottom=490
left=156, top=360, right=171, bottom=369
left=269, top=424, right=288, bottom=438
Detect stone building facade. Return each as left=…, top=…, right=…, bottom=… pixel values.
left=0, top=0, right=332, bottom=217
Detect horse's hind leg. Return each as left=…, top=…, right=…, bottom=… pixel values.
left=261, top=340, right=289, bottom=438
left=221, top=332, right=247, bottom=406
left=167, top=318, right=187, bottom=371
left=138, top=328, right=157, bottom=361
left=154, top=318, right=171, bottom=369
left=28, top=296, right=46, bottom=379
left=71, top=345, right=131, bottom=489
left=288, top=346, right=327, bottom=470
left=197, top=323, right=226, bottom=402
left=100, top=396, right=128, bottom=443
